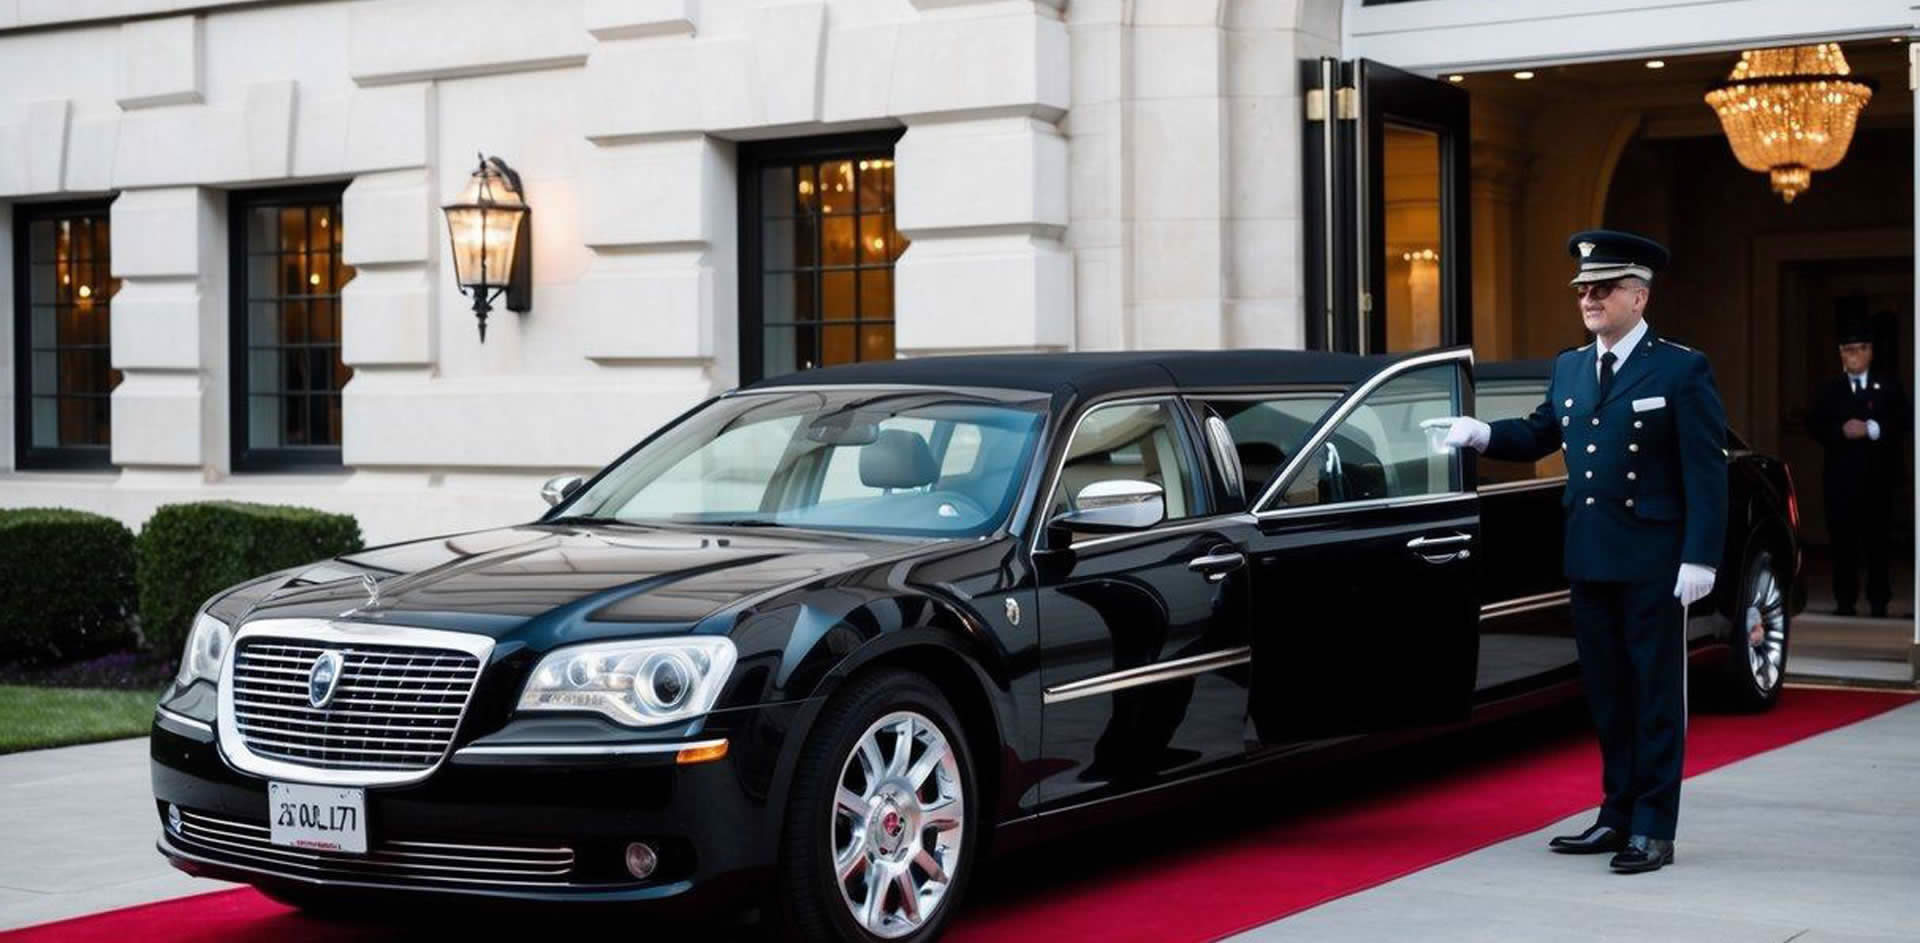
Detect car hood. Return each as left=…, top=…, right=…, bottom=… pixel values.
left=236, top=523, right=925, bottom=639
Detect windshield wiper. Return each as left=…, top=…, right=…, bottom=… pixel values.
left=706, top=518, right=787, bottom=528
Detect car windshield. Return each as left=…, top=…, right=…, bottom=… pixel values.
left=562, top=389, right=1048, bottom=538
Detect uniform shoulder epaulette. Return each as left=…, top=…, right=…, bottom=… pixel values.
left=1560, top=343, right=1591, bottom=355
left=1657, top=338, right=1694, bottom=352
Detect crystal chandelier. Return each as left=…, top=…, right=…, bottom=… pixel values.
left=1704, top=43, right=1875, bottom=203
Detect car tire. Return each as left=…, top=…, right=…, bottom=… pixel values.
left=1711, top=549, right=1789, bottom=712
left=776, top=670, right=979, bottom=943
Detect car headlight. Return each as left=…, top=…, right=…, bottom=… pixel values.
left=516, top=637, right=737, bottom=727
left=175, top=612, right=232, bottom=687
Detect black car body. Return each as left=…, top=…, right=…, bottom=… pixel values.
left=151, top=348, right=1799, bottom=939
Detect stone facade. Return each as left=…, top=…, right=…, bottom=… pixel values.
left=0, top=0, right=1343, bottom=544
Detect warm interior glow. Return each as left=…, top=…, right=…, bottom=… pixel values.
left=1705, top=43, right=1874, bottom=203
left=1513, top=71, right=1535, bottom=80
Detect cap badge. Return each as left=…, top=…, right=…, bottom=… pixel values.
left=1578, top=241, right=1596, bottom=258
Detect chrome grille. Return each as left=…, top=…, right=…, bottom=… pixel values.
left=171, top=808, right=575, bottom=888
left=229, top=638, right=481, bottom=772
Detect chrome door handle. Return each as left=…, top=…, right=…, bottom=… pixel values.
left=1406, top=533, right=1473, bottom=550
left=1188, top=551, right=1247, bottom=582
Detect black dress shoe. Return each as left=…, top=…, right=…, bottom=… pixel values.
left=1548, top=824, right=1626, bottom=854
left=1609, top=835, right=1674, bottom=873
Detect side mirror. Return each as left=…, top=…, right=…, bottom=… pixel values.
left=1046, top=479, right=1165, bottom=544
left=540, top=474, right=585, bottom=507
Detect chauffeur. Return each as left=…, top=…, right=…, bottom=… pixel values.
left=1430, top=230, right=1728, bottom=875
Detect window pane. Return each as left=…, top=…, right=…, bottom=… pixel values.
left=760, top=165, right=797, bottom=216
left=249, top=207, right=277, bottom=253
left=310, top=299, right=337, bottom=343
left=31, top=398, right=58, bottom=447
left=859, top=215, right=893, bottom=265
left=822, top=323, right=856, bottom=367
left=279, top=207, right=306, bottom=254
left=821, top=271, right=855, bottom=320
left=28, top=220, right=55, bottom=258
left=763, top=272, right=816, bottom=323
left=821, top=215, right=855, bottom=266
left=31, top=352, right=56, bottom=394
left=859, top=269, right=892, bottom=318
left=1383, top=123, right=1444, bottom=353
left=860, top=324, right=894, bottom=363
left=819, top=160, right=854, bottom=215
left=764, top=218, right=814, bottom=269
left=1474, top=380, right=1567, bottom=484
left=30, top=306, right=55, bottom=348
left=29, top=264, right=54, bottom=304
left=1280, top=366, right=1458, bottom=508
left=249, top=395, right=282, bottom=448
left=281, top=299, right=309, bottom=344
left=249, top=303, right=280, bottom=346
left=763, top=326, right=801, bottom=377
left=285, top=394, right=308, bottom=445
left=857, top=158, right=893, bottom=212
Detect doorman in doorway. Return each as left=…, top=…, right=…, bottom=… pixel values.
left=1810, top=313, right=1906, bottom=618
left=1427, top=229, right=1728, bottom=875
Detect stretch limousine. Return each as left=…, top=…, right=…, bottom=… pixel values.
left=151, top=348, right=1798, bottom=941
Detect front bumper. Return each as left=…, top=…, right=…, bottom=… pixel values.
left=150, top=698, right=812, bottom=909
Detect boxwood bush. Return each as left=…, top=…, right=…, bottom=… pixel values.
left=136, top=502, right=363, bottom=654
left=0, top=508, right=138, bottom=665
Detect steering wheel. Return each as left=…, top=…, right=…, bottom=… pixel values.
left=925, top=491, right=987, bottom=522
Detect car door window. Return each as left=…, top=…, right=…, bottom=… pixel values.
left=1475, top=378, right=1567, bottom=485
left=1045, top=400, right=1204, bottom=526
left=1189, top=391, right=1344, bottom=504
left=1273, top=364, right=1461, bottom=508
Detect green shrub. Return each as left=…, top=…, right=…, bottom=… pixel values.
left=136, top=502, right=363, bottom=654
left=0, top=508, right=137, bottom=665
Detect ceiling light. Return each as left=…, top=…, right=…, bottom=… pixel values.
left=1645, top=60, right=1666, bottom=69
left=1513, top=71, right=1535, bottom=80
left=1446, top=74, right=1464, bottom=83
left=1705, top=43, right=1876, bottom=203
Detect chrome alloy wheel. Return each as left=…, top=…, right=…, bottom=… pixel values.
left=1745, top=561, right=1787, bottom=692
left=831, top=710, right=965, bottom=939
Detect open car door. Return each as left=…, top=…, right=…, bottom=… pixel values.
left=1241, top=348, right=1482, bottom=743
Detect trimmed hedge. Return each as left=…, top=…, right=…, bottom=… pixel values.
left=0, top=508, right=138, bottom=666
left=136, top=502, right=363, bottom=653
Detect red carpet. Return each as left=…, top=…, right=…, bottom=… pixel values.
left=7, top=688, right=1912, bottom=942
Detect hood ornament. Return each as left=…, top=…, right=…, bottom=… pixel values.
left=340, top=573, right=387, bottom=617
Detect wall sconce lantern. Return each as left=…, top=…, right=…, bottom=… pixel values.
left=442, top=154, right=532, bottom=341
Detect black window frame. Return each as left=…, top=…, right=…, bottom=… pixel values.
left=737, top=129, right=906, bottom=385
left=228, top=183, right=354, bottom=472
left=12, top=197, right=120, bottom=471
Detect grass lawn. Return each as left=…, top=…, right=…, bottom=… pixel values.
left=0, top=685, right=161, bottom=754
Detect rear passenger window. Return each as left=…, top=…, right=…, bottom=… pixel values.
left=1475, top=379, right=1567, bottom=485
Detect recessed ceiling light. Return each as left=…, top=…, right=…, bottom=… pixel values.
left=1513, top=71, right=1536, bottom=80
left=1894, top=37, right=1908, bottom=43
left=1645, top=60, right=1666, bottom=69
left=1447, top=74, right=1465, bottom=83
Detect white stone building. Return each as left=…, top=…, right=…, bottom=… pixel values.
left=2, top=0, right=1917, bottom=571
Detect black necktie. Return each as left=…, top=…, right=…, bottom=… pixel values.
left=1854, top=377, right=1865, bottom=396
left=1598, top=351, right=1617, bottom=403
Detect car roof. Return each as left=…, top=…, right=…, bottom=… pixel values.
left=741, top=348, right=1427, bottom=399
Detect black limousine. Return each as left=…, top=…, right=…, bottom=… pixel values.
left=151, top=348, right=1799, bottom=940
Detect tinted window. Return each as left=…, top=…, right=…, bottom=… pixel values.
left=1190, top=391, right=1343, bottom=504
left=1475, top=378, right=1567, bottom=485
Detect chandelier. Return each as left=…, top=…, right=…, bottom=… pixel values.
left=1705, top=43, right=1875, bottom=203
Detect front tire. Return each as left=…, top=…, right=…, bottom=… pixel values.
left=778, top=670, right=978, bottom=942
left=1712, top=549, right=1789, bottom=711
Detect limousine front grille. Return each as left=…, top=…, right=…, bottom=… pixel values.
left=229, top=638, right=482, bottom=773
left=168, top=808, right=576, bottom=888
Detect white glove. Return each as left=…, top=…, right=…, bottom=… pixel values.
left=1674, top=563, right=1716, bottom=607
left=1421, top=416, right=1490, bottom=452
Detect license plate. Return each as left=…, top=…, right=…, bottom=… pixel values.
left=268, top=782, right=367, bottom=854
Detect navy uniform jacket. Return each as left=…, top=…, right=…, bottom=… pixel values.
left=1485, top=331, right=1729, bottom=583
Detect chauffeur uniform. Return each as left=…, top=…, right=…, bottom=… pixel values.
left=1477, top=231, right=1729, bottom=870
left=1809, top=315, right=1906, bottom=617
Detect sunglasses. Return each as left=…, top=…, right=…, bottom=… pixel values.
left=1570, top=280, right=1637, bottom=301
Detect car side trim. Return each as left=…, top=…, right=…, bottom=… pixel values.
left=1478, top=476, right=1568, bottom=495
left=1043, top=646, right=1252, bottom=705
left=1479, top=588, right=1572, bottom=620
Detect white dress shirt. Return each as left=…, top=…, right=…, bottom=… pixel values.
left=1848, top=370, right=1882, bottom=440
left=1595, top=318, right=1649, bottom=380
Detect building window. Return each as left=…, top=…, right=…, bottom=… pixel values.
left=229, top=186, right=355, bottom=470
left=740, top=131, right=908, bottom=383
left=13, top=201, right=120, bottom=469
